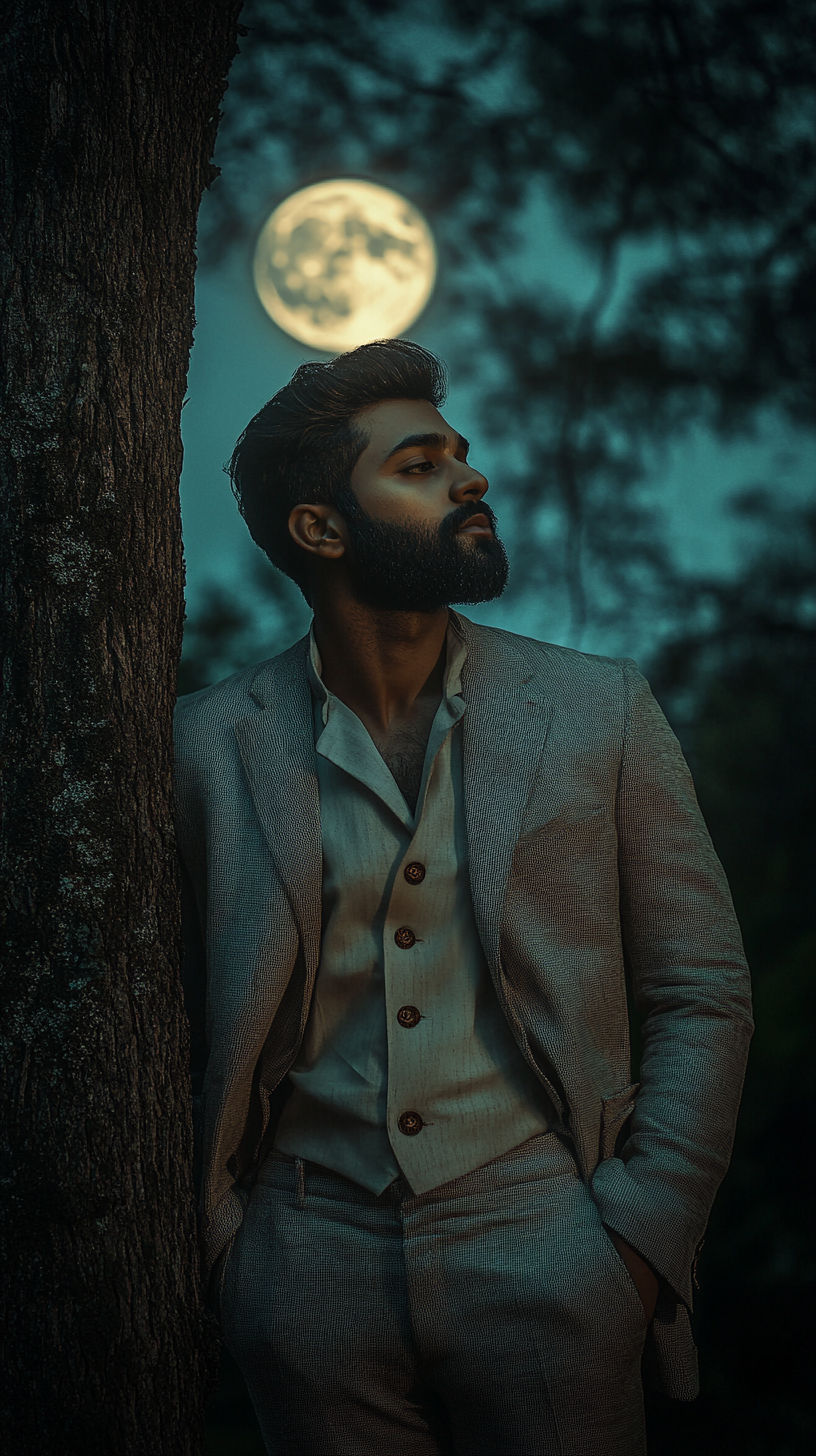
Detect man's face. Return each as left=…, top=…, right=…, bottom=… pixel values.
left=337, top=398, right=509, bottom=611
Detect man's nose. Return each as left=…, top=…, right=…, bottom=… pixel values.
left=450, top=462, right=488, bottom=502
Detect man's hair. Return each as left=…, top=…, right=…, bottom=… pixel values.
left=228, top=338, right=448, bottom=595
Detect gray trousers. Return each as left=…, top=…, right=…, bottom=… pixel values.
left=219, top=1132, right=649, bottom=1456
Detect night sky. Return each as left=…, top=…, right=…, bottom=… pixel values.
left=180, top=51, right=814, bottom=666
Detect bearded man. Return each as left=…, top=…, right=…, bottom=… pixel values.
left=174, top=339, right=752, bottom=1456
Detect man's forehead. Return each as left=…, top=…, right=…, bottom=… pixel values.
left=355, top=397, right=457, bottom=458
left=358, top=396, right=448, bottom=433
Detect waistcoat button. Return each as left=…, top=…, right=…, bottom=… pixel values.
left=397, top=1005, right=421, bottom=1028
left=398, top=1111, right=424, bottom=1136
left=394, top=926, right=416, bottom=949
left=404, top=862, right=426, bottom=885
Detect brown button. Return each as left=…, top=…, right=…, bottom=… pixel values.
left=394, top=926, right=416, bottom=949
left=404, top=862, right=426, bottom=885
left=398, top=1111, right=424, bottom=1136
left=397, top=1005, right=421, bottom=1028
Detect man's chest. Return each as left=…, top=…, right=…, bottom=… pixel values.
left=367, top=698, right=439, bottom=815
left=373, top=722, right=428, bottom=814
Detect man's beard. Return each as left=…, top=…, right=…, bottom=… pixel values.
left=334, top=492, right=510, bottom=612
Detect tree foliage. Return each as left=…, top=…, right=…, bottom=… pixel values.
left=643, top=496, right=815, bottom=1453
left=201, top=0, right=815, bottom=633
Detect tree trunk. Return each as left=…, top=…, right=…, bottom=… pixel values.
left=0, top=3, right=243, bottom=1451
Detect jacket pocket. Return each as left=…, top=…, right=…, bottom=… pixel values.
left=599, top=1082, right=640, bottom=1161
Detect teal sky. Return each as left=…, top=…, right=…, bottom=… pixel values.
left=180, top=194, right=814, bottom=663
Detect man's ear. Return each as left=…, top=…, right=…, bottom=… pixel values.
left=288, top=503, right=346, bottom=561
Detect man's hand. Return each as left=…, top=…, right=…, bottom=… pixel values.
left=606, top=1229, right=660, bottom=1322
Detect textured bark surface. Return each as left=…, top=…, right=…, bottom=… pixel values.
left=0, top=3, right=243, bottom=1451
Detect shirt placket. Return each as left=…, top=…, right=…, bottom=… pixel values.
left=383, top=823, right=434, bottom=1150
left=382, top=730, right=460, bottom=1173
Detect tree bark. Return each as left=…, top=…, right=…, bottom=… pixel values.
left=0, top=3, right=243, bottom=1451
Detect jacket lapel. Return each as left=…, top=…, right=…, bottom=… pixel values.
left=233, top=638, right=322, bottom=979
left=459, top=619, right=552, bottom=976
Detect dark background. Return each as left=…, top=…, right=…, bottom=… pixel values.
left=177, top=3, right=815, bottom=1450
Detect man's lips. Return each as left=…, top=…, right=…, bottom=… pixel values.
left=455, top=513, right=493, bottom=537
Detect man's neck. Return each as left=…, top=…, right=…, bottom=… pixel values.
left=311, top=588, right=449, bottom=737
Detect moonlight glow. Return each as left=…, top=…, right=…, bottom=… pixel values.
left=252, top=179, right=437, bottom=353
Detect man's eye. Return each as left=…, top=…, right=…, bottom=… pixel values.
left=402, top=460, right=435, bottom=474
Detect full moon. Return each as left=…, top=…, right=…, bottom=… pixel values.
left=252, top=179, right=437, bottom=353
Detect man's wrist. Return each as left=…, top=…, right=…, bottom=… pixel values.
left=605, top=1227, right=660, bottom=1322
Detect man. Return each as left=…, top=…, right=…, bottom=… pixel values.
left=174, top=339, right=753, bottom=1455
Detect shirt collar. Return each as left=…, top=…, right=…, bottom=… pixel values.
left=307, top=612, right=468, bottom=726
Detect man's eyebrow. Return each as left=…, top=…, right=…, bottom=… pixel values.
left=381, top=432, right=470, bottom=463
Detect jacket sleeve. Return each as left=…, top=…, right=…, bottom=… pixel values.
left=591, top=661, right=753, bottom=1308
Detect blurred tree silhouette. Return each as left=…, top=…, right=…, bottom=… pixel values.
left=641, top=495, right=816, bottom=1453
left=199, top=0, right=815, bottom=635
left=182, top=3, right=816, bottom=1450
left=179, top=560, right=309, bottom=694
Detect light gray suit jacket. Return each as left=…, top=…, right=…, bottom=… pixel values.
left=173, top=615, right=753, bottom=1400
